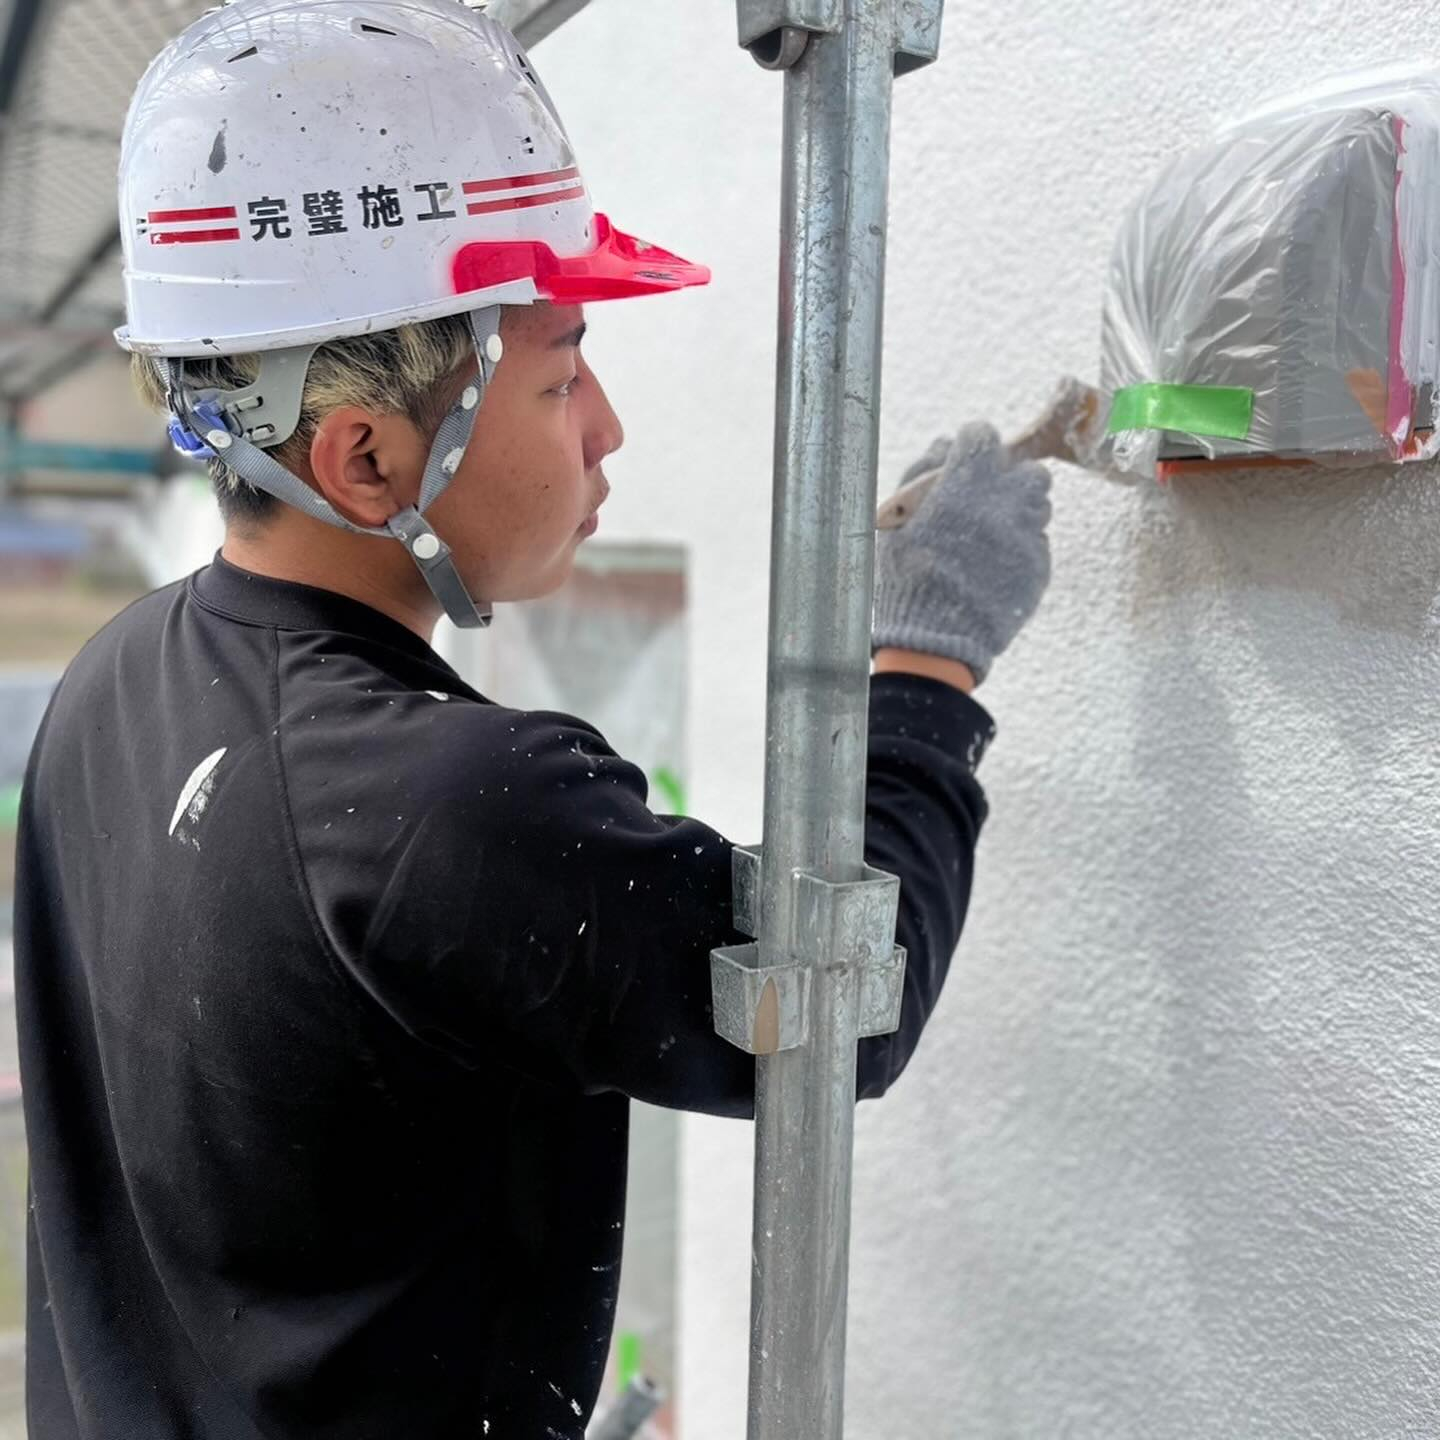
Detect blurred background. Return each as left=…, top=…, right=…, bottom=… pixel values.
left=2, top=0, right=178, bottom=1397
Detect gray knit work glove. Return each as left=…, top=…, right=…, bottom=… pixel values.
left=873, top=422, right=1052, bottom=683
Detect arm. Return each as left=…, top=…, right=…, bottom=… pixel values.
left=873, top=648, right=976, bottom=692
left=338, top=423, right=1048, bottom=1116
left=342, top=683, right=989, bottom=1119
left=854, top=674, right=991, bottom=1099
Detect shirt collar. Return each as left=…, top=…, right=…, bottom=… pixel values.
left=190, top=553, right=446, bottom=667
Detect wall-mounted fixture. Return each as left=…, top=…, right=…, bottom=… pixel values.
left=1102, top=68, right=1440, bottom=482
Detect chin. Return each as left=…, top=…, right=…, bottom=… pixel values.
left=485, top=557, right=576, bottom=604
left=532, top=567, right=574, bottom=600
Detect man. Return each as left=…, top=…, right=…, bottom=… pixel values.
left=14, top=0, right=1053, bottom=1435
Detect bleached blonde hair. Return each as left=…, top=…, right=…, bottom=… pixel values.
left=131, top=314, right=476, bottom=523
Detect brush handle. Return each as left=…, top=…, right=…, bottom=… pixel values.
left=875, top=468, right=940, bottom=530
left=874, top=429, right=1058, bottom=530
left=877, top=380, right=1099, bottom=530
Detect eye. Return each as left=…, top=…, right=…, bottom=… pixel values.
left=551, top=374, right=578, bottom=398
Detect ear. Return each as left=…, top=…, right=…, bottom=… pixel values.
left=308, top=407, right=427, bottom=529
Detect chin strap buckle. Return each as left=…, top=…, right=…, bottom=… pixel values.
left=166, top=399, right=228, bottom=459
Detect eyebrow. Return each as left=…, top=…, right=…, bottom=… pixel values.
left=549, top=323, right=587, bottom=350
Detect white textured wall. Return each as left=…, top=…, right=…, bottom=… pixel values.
left=545, top=2, right=1440, bottom=1436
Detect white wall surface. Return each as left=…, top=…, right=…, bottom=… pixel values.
left=539, top=2, right=1440, bottom=1437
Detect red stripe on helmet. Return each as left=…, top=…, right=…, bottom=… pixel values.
left=147, top=206, right=238, bottom=223
left=151, top=228, right=242, bottom=245
left=462, top=166, right=580, bottom=196
left=465, top=185, right=586, bottom=218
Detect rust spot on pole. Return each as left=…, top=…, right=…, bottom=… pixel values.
left=753, top=976, right=781, bottom=1053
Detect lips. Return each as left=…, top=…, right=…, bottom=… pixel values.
left=579, top=476, right=610, bottom=537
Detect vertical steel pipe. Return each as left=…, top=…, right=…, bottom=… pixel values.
left=747, top=2, right=898, bottom=1435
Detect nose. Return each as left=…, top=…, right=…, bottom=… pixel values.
left=583, top=366, right=625, bottom=472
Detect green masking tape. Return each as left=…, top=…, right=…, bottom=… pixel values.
left=1106, top=383, right=1254, bottom=440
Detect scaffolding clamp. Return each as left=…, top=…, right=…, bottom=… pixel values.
left=735, top=0, right=943, bottom=75
left=710, top=845, right=907, bottom=1055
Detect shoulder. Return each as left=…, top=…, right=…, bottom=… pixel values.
left=277, top=663, right=646, bottom=850
left=399, top=696, right=646, bottom=822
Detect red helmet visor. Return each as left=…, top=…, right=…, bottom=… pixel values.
left=451, top=213, right=710, bottom=304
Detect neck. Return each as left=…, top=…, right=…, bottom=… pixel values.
left=222, top=516, right=441, bottom=642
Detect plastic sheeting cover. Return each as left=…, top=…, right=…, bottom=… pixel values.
left=1102, top=68, right=1440, bottom=479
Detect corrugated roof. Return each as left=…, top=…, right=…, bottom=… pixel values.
left=0, top=0, right=218, bottom=400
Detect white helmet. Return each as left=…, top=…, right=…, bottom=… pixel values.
left=118, top=0, right=709, bottom=625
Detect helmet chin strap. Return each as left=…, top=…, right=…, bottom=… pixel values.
left=158, top=306, right=505, bottom=630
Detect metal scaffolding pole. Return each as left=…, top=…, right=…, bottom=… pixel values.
left=711, top=3, right=944, bottom=1436
left=484, top=0, right=593, bottom=46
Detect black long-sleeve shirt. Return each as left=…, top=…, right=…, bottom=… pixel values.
left=15, top=555, right=993, bottom=1439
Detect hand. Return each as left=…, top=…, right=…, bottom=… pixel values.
left=872, top=422, right=1052, bottom=684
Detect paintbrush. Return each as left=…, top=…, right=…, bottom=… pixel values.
left=875, top=377, right=1103, bottom=530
